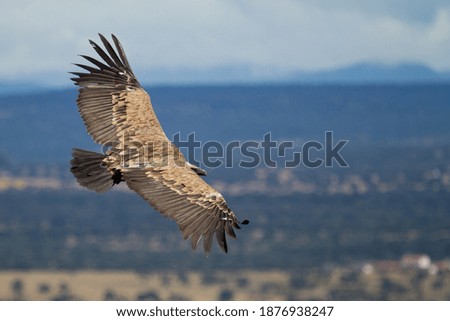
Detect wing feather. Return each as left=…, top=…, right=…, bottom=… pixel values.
left=99, top=33, right=127, bottom=70
left=72, top=34, right=165, bottom=146
left=79, top=54, right=110, bottom=70
left=111, top=34, right=134, bottom=72
left=71, top=34, right=248, bottom=254
left=122, top=167, right=244, bottom=254
left=88, top=39, right=117, bottom=69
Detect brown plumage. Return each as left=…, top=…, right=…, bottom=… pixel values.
left=70, top=34, right=248, bottom=254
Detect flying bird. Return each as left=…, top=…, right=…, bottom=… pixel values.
left=70, top=34, right=248, bottom=254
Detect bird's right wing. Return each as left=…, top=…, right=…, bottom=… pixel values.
left=122, top=164, right=247, bottom=254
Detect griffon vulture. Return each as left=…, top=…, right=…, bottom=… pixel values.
left=70, top=34, right=248, bottom=254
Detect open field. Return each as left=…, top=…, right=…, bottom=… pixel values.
left=2, top=266, right=450, bottom=301
left=0, top=270, right=291, bottom=301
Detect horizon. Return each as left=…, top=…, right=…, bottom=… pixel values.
left=1, top=61, right=450, bottom=96
left=1, top=1, right=450, bottom=88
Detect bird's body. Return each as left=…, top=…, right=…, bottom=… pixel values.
left=70, top=34, right=247, bottom=254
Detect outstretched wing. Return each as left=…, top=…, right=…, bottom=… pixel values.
left=71, top=34, right=166, bottom=145
left=123, top=165, right=248, bottom=254
left=71, top=34, right=248, bottom=254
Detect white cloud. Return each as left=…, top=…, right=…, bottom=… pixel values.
left=0, top=0, right=449, bottom=85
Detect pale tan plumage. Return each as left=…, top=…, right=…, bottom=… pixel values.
left=70, top=34, right=248, bottom=254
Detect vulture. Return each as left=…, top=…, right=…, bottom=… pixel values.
left=70, top=34, right=248, bottom=254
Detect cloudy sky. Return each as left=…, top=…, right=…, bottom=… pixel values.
left=1, top=0, right=450, bottom=86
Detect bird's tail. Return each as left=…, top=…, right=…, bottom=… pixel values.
left=70, top=148, right=121, bottom=193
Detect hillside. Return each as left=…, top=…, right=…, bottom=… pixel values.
left=0, top=84, right=450, bottom=164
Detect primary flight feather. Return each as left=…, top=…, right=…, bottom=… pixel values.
left=70, top=34, right=248, bottom=254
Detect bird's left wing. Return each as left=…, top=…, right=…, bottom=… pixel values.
left=71, top=34, right=167, bottom=146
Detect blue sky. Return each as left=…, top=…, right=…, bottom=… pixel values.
left=1, top=0, right=450, bottom=86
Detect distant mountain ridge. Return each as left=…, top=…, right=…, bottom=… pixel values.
left=0, top=62, right=449, bottom=95
left=288, top=62, right=450, bottom=84
left=137, top=62, right=450, bottom=85
left=0, top=81, right=46, bottom=96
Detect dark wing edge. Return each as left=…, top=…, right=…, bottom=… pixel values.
left=70, top=34, right=152, bottom=145
left=70, top=33, right=141, bottom=89
left=123, top=169, right=248, bottom=255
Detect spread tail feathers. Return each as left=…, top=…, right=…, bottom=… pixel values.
left=70, top=148, right=122, bottom=193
